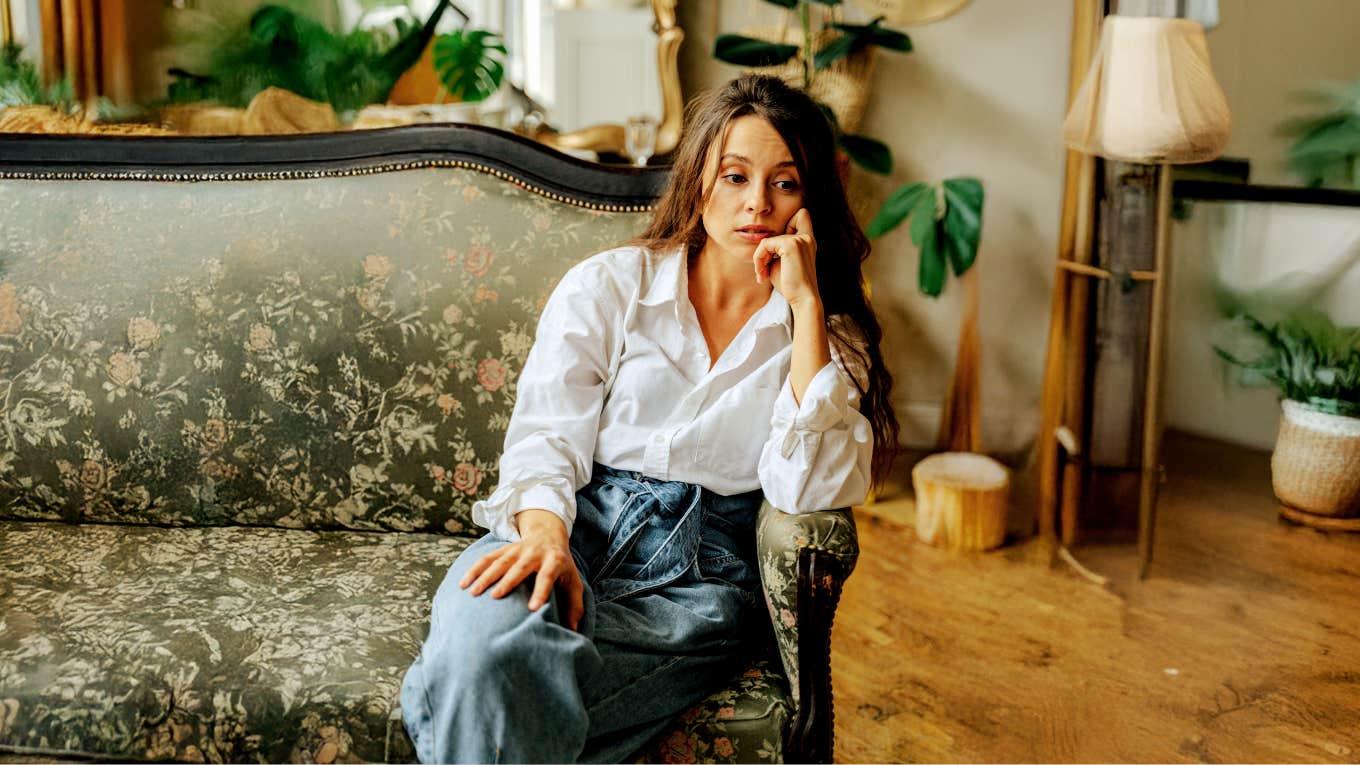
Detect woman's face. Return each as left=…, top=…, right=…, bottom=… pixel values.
left=700, top=115, right=807, bottom=264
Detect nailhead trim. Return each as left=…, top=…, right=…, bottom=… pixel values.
left=797, top=543, right=852, bottom=560
left=0, top=160, right=657, bottom=213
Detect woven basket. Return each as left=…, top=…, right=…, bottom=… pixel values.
left=1271, top=399, right=1360, bottom=517
left=741, top=27, right=878, bottom=135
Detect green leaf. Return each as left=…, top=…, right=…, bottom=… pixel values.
left=761, top=0, right=800, bottom=7
left=906, top=187, right=946, bottom=297
left=909, top=186, right=937, bottom=248
left=869, top=26, right=913, bottom=52
left=839, top=133, right=893, bottom=175
left=866, top=181, right=929, bottom=238
left=432, top=30, right=507, bottom=103
left=814, top=33, right=858, bottom=71
left=832, top=17, right=913, bottom=53
left=941, top=177, right=985, bottom=276
left=713, top=34, right=800, bottom=67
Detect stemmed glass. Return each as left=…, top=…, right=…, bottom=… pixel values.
left=624, top=115, right=658, bottom=167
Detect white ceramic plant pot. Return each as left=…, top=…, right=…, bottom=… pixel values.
left=1271, top=399, right=1360, bottom=517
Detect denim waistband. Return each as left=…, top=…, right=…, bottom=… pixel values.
left=577, top=464, right=760, bottom=604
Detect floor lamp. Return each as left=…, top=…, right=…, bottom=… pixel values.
left=1057, top=15, right=1230, bottom=577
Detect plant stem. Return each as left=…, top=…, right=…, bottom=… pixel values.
left=800, top=1, right=812, bottom=90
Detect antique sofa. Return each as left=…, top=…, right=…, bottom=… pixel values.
left=0, top=124, right=859, bottom=763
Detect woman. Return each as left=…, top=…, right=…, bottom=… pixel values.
left=399, top=73, right=897, bottom=764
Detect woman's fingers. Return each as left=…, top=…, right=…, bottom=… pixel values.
left=459, top=546, right=501, bottom=589
left=492, top=558, right=534, bottom=599
left=752, top=237, right=786, bottom=284
left=788, top=207, right=814, bottom=239
left=462, top=541, right=586, bottom=630
left=467, top=552, right=515, bottom=596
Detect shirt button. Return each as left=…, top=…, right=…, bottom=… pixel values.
left=651, top=433, right=665, bottom=444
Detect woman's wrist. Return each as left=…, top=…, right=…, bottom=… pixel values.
left=515, top=508, right=568, bottom=541
left=789, top=296, right=824, bottom=322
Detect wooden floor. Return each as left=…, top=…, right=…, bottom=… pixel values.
left=835, top=430, right=1360, bottom=763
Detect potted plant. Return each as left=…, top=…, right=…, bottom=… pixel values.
left=1215, top=310, right=1360, bottom=525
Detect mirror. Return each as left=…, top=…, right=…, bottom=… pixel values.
left=533, top=0, right=683, bottom=160
left=1182, top=0, right=1360, bottom=190
left=353, top=0, right=683, bottom=160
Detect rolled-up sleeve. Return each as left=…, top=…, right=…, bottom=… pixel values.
left=757, top=356, right=873, bottom=514
left=471, top=263, right=619, bottom=541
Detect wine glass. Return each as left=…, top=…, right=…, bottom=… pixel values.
left=624, top=115, right=658, bottom=167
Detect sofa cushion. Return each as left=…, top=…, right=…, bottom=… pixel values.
left=0, top=520, right=795, bottom=764
left=630, top=659, right=791, bottom=764
left=0, top=167, right=649, bottom=534
left=0, top=520, right=468, bottom=763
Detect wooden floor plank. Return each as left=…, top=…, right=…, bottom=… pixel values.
left=834, top=430, right=1360, bottom=763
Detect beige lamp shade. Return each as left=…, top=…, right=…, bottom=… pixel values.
left=1063, top=16, right=1230, bottom=163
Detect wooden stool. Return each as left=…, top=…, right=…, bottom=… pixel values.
left=913, top=452, right=1010, bottom=551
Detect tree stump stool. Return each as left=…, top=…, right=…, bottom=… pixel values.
left=912, top=452, right=1010, bottom=551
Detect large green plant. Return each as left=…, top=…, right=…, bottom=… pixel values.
left=1277, top=75, right=1360, bottom=190
left=712, top=0, right=984, bottom=297
left=166, top=1, right=504, bottom=114
left=1214, top=311, right=1360, bottom=417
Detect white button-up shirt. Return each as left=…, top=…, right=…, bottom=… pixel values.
left=471, top=245, right=873, bottom=542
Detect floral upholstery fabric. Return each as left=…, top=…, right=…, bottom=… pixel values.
left=755, top=501, right=859, bottom=707
left=0, top=169, right=648, bottom=534
left=0, top=519, right=794, bottom=764
left=631, top=659, right=791, bottom=764
left=0, top=519, right=470, bottom=763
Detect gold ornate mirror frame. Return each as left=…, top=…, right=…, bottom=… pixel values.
left=540, top=0, right=683, bottom=159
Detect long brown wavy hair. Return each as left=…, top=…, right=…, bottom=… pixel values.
left=630, top=73, right=899, bottom=489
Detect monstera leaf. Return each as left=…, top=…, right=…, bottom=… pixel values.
left=867, top=177, right=985, bottom=297
left=432, top=29, right=507, bottom=103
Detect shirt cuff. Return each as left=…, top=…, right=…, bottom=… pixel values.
left=470, top=476, right=576, bottom=543
left=769, top=361, right=856, bottom=459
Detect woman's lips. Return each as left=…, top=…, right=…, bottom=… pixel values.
left=736, top=230, right=775, bottom=243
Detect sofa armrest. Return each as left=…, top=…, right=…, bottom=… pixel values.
left=755, top=501, right=859, bottom=764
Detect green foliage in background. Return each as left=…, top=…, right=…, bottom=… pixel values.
left=865, top=178, right=984, bottom=297
left=165, top=0, right=504, bottom=114
left=1214, top=311, right=1360, bottom=417
left=711, top=0, right=984, bottom=298
left=432, top=28, right=506, bottom=103
left=0, top=42, right=77, bottom=112
left=1277, top=75, right=1360, bottom=190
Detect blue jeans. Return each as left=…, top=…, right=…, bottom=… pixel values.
left=400, top=465, right=765, bottom=763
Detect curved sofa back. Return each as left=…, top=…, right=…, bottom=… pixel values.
left=0, top=125, right=665, bottom=534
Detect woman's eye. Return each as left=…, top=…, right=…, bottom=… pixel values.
left=723, top=174, right=747, bottom=184
left=776, top=180, right=801, bottom=191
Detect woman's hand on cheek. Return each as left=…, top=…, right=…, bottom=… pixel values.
left=753, top=207, right=820, bottom=310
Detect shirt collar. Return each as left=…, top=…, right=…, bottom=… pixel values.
left=638, top=244, right=793, bottom=335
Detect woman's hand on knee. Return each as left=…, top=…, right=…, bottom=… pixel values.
left=458, top=510, right=586, bottom=631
